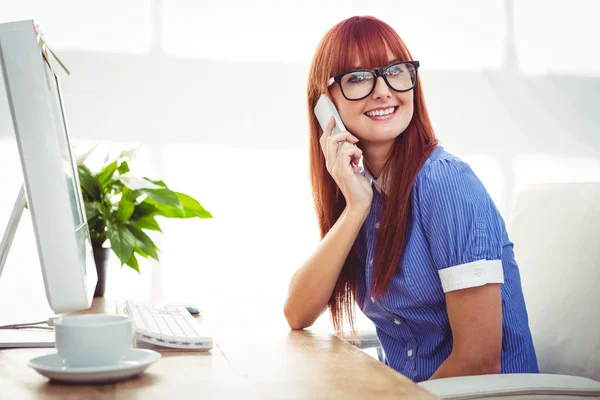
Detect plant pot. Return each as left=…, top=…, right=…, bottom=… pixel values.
left=92, top=247, right=111, bottom=297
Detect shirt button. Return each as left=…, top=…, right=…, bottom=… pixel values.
left=394, top=319, right=401, bottom=325
left=375, top=221, right=380, bottom=229
left=370, top=296, right=375, bottom=302
left=407, top=349, right=413, bottom=358
left=369, top=259, right=373, bottom=266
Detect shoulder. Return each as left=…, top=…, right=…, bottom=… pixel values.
left=415, top=147, right=484, bottom=198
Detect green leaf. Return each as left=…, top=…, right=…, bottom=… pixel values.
left=125, top=252, right=140, bottom=273
left=97, top=161, right=118, bottom=190
left=139, top=188, right=182, bottom=208
left=148, top=202, right=185, bottom=218
left=176, top=192, right=213, bottom=218
left=106, top=221, right=135, bottom=266
left=140, top=193, right=212, bottom=219
left=84, top=202, right=101, bottom=221
left=143, top=178, right=168, bottom=188
left=127, top=225, right=159, bottom=261
left=109, top=179, right=124, bottom=192
left=78, top=164, right=93, bottom=177
left=133, top=244, right=149, bottom=259
left=123, top=186, right=140, bottom=203
left=131, top=202, right=160, bottom=220
left=130, top=215, right=162, bottom=232
left=116, top=198, right=135, bottom=222
left=88, top=215, right=107, bottom=248
left=78, top=165, right=102, bottom=201
left=118, top=161, right=130, bottom=174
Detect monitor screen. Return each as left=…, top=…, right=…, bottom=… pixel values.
left=48, top=68, right=85, bottom=230
left=0, top=19, right=97, bottom=315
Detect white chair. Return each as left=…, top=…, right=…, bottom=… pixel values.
left=347, top=182, right=600, bottom=399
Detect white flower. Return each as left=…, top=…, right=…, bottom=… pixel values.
left=118, top=147, right=141, bottom=162
left=119, top=173, right=162, bottom=190
left=74, top=145, right=97, bottom=166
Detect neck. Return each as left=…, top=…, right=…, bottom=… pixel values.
left=362, top=140, right=394, bottom=179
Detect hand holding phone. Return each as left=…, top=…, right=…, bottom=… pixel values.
left=314, top=94, right=372, bottom=210
left=314, top=93, right=361, bottom=172
left=314, top=93, right=350, bottom=159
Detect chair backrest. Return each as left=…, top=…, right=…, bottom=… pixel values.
left=508, top=182, right=600, bottom=381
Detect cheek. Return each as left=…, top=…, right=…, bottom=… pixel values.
left=340, top=105, right=362, bottom=120
left=399, top=93, right=415, bottom=119
left=329, top=90, right=363, bottom=126
left=400, top=91, right=414, bottom=109
left=337, top=104, right=366, bottom=129
left=404, top=101, right=414, bottom=118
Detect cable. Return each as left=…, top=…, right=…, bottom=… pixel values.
left=0, top=317, right=58, bottom=331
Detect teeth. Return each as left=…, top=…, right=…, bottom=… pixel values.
left=366, top=107, right=395, bottom=117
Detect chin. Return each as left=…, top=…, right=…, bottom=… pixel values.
left=355, top=130, right=400, bottom=144
left=378, top=130, right=404, bottom=142
left=359, top=122, right=410, bottom=142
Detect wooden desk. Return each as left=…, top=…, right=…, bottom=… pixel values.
left=0, top=296, right=436, bottom=399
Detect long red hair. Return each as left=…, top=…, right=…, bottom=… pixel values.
left=307, top=16, right=438, bottom=332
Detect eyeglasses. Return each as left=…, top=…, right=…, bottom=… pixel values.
left=327, top=61, right=420, bottom=101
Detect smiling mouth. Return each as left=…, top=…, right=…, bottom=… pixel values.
left=364, top=106, right=398, bottom=119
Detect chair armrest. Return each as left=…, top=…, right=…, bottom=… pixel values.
left=417, top=373, right=600, bottom=399
left=339, top=329, right=381, bottom=350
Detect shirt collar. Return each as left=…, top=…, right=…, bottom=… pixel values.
left=363, top=163, right=386, bottom=194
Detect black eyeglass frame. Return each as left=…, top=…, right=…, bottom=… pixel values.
left=327, top=60, right=420, bottom=101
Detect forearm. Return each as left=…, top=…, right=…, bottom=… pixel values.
left=429, top=352, right=501, bottom=380
left=284, top=206, right=368, bottom=330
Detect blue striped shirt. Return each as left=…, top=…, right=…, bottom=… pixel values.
left=355, top=146, right=539, bottom=382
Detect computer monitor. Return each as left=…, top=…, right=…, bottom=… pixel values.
left=0, top=20, right=97, bottom=314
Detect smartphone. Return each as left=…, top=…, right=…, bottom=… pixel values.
left=314, top=94, right=346, bottom=135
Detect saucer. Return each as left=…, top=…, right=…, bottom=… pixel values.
left=27, top=348, right=161, bottom=384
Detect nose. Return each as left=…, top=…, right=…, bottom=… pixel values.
left=371, top=76, right=392, bottom=100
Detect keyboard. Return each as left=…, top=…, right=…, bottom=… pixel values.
left=125, top=300, right=213, bottom=351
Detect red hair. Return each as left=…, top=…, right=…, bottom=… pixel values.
left=307, top=16, right=438, bottom=332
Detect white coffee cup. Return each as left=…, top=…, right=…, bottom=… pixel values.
left=54, top=314, right=134, bottom=367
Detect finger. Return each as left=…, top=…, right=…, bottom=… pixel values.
left=334, top=142, right=360, bottom=172
left=343, top=144, right=362, bottom=166
left=319, top=116, right=336, bottom=146
left=330, top=140, right=361, bottom=168
left=326, top=134, right=344, bottom=167
left=328, top=131, right=359, bottom=147
left=325, top=116, right=336, bottom=137
left=319, top=117, right=337, bottom=158
left=351, top=146, right=362, bottom=167
left=327, top=132, right=359, bottom=159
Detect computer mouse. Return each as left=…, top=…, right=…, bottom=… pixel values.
left=183, top=305, right=200, bottom=315
left=166, top=302, right=201, bottom=314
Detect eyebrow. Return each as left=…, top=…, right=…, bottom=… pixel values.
left=349, top=59, right=403, bottom=71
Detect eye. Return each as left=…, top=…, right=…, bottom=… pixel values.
left=385, top=65, right=404, bottom=76
left=344, top=71, right=372, bottom=85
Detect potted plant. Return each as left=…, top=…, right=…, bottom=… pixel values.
left=75, top=147, right=212, bottom=297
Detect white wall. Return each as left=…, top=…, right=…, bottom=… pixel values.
left=1, top=0, right=599, bottom=332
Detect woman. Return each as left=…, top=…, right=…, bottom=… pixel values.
left=284, top=16, right=539, bottom=382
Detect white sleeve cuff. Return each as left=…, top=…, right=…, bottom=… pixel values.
left=438, top=259, right=504, bottom=293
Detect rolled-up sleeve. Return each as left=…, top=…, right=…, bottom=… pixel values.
left=417, top=158, right=505, bottom=293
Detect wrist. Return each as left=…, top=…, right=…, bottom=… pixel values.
left=343, top=204, right=370, bottom=222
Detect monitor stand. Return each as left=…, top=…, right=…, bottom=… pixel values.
left=0, top=185, right=55, bottom=348
left=0, top=185, right=26, bottom=280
